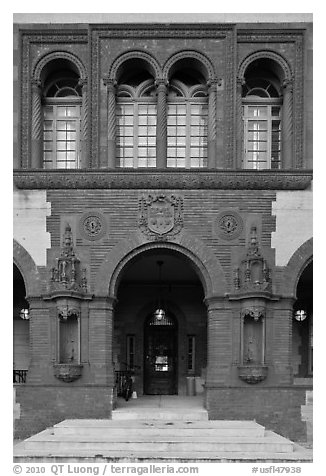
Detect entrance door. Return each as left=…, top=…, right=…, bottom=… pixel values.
left=144, top=312, right=177, bottom=395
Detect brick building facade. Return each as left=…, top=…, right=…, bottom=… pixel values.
left=13, top=16, right=313, bottom=442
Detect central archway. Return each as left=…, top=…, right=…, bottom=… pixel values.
left=113, top=247, right=207, bottom=396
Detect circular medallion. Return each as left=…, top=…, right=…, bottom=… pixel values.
left=79, top=211, right=107, bottom=241
left=215, top=210, right=244, bottom=240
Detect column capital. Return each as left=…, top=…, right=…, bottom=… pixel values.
left=78, top=78, right=88, bottom=89
left=281, top=78, right=293, bottom=93
left=236, top=76, right=246, bottom=88
left=30, top=78, right=42, bottom=93
left=155, top=78, right=169, bottom=89
left=103, top=77, right=117, bottom=90
left=207, top=77, right=223, bottom=91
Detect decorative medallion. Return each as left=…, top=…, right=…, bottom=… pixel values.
left=79, top=211, right=107, bottom=241
left=215, top=210, right=244, bottom=240
left=139, top=194, right=183, bottom=239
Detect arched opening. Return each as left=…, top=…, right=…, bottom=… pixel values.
left=116, top=58, right=157, bottom=168
left=41, top=58, right=82, bottom=169
left=242, top=58, right=284, bottom=170
left=292, top=261, right=313, bottom=380
left=13, top=264, right=30, bottom=383
left=113, top=248, right=207, bottom=397
left=166, top=58, right=208, bottom=168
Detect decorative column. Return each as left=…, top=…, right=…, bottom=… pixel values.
left=207, top=80, right=217, bottom=169
left=103, top=78, right=116, bottom=169
left=155, top=79, right=168, bottom=169
left=78, top=78, right=88, bottom=168
left=281, top=79, right=294, bottom=169
left=236, top=77, right=245, bottom=169
left=205, top=296, right=231, bottom=386
left=31, top=79, right=43, bottom=169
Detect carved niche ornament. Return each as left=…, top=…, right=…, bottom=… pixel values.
left=233, top=225, right=272, bottom=293
left=49, top=223, right=88, bottom=294
left=139, top=194, right=183, bottom=239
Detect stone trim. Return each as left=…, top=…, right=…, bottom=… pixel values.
left=13, top=170, right=312, bottom=190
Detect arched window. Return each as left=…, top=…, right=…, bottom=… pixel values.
left=167, top=66, right=208, bottom=168
left=42, top=60, right=82, bottom=169
left=116, top=65, right=157, bottom=168
left=242, top=59, right=283, bottom=170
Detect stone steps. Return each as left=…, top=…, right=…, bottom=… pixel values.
left=13, top=401, right=312, bottom=463
left=13, top=418, right=312, bottom=462
left=111, top=409, right=208, bottom=421
left=52, top=419, right=265, bottom=437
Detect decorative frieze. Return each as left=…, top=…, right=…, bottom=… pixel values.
left=13, top=170, right=312, bottom=190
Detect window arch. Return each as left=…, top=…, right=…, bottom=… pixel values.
left=42, top=59, right=82, bottom=169
left=242, top=58, right=284, bottom=170
left=116, top=59, right=157, bottom=168
left=166, top=60, right=208, bottom=168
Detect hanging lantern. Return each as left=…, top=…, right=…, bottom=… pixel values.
left=153, top=260, right=166, bottom=320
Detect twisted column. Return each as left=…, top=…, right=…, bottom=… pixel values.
left=104, top=78, right=117, bottom=169
left=236, top=77, right=245, bottom=169
left=156, top=79, right=168, bottom=169
left=79, top=79, right=88, bottom=168
left=207, top=80, right=217, bottom=168
left=281, top=79, right=293, bottom=169
left=31, top=79, right=43, bottom=168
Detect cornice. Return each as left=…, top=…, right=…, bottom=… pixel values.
left=13, top=170, right=312, bottom=191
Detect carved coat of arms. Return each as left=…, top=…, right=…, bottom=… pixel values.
left=139, top=194, right=183, bottom=238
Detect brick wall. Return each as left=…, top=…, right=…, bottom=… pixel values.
left=14, top=385, right=113, bottom=439
left=206, top=387, right=307, bottom=441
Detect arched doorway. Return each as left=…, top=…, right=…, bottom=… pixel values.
left=144, top=310, right=177, bottom=395
left=113, top=248, right=206, bottom=397
left=292, top=261, right=313, bottom=379
left=13, top=264, right=30, bottom=383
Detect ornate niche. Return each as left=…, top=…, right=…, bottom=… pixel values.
left=238, top=304, right=268, bottom=384
left=44, top=223, right=92, bottom=382
left=229, top=225, right=277, bottom=384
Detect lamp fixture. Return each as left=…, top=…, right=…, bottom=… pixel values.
left=20, top=308, right=30, bottom=320
left=153, top=260, right=166, bottom=321
left=294, top=309, right=307, bottom=321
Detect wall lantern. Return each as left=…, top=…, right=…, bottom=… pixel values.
left=20, top=308, right=30, bottom=320
left=294, top=309, right=307, bottom=321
